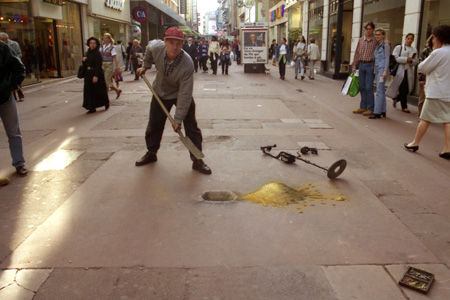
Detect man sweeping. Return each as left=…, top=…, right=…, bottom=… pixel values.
left=135, top=27, right=211, bottom=175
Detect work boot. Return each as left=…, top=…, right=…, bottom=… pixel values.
left=192, top=159, right=212, bottom=175
left=352, top=108, right=367, bottom=114
left=0, top=177, right=9, bottom=186
left=362, top=110, right=373, bottom=116
left=16, top=166, right=28, bottom=176
left=135, top=151, right=157, bottom=166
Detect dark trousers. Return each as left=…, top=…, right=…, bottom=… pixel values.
left=145, top=96, right=203, bottom=161
left=210, top=53, right=219, bottom=74
left=132, top=58, right=139, bottom=80
left=236, top=51, right=241, bottom=64
left=193, top=57, right=198, bottom=72
left=125, top=55, right=130, bottom=71
left=221, top=58, right=229, bottom=74
left=398, top=70, right=409, bottom=109
left=279, top=59, right=286, bottom=77
left=200, top=56, right=208, bottom=71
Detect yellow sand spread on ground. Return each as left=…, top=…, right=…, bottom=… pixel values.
left=239, top=182, right=346, bottom=212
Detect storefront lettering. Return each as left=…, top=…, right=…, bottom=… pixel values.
left=105, top=0, right=124, bottom=11
left=270, top=5, right=285, bottom=21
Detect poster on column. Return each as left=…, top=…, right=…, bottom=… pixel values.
left=242, top=29, right=268, bottom=64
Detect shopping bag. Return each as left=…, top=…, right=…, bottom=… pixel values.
left=290, top=61, right=295, bottom=67
left=348, top=72, right=360, bottom=97
left=341, top=75, right=353, bottom=95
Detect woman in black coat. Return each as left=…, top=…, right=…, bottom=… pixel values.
left=82, top=37, right=109, bottom=113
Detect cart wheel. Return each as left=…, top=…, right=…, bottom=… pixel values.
left=327, top=159, right=347, bottom=179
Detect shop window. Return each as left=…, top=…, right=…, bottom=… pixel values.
left=363, top=0, right=406, bottom=47
left=57, top=2, right=83, bottom=77
left=0, top=2, right=39, bottom=84
left=308, top=0, right=324, bottom=51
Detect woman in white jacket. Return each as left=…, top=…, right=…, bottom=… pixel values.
left=404, top=25, right=450, bottom=159
left=386, top=33, right=418, bottom=113
left=208, top=36, right=220, bottom=75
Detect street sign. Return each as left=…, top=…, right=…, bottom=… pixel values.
left=133, top=7, right=148, bottom=22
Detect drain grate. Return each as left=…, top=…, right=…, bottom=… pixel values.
left=201, top=191, right=237, bottom=202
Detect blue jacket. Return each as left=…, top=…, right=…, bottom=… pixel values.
left=198, top=44, right=209, bottom=58
left=0, top=41, right=25, bottom=104
left=275, top=44, right=291, bottom=61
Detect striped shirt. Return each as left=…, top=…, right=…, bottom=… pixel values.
left=143, top=40, right=194, bottom=124
left=352, top=36, right=377, bottom=68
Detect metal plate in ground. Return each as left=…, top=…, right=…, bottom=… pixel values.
left=201, top=191, right=237, bottom=203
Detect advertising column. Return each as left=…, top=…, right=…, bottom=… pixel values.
left=242, top=23, right=268, bottom=73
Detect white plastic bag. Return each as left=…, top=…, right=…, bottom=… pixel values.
left=290, top=61, right=295, bottom=67
left=341, top=75, right=353, bottom=95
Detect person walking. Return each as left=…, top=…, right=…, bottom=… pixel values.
left=386, top=33, right=418, bottom=113
left=125, top=41, right=132, bottom=71
left=235, top=40, right=242, bottom=65
left=269, top=39, right=277, bottom=65
left=135, top=27, right=211, bottom=174
left=307, top=38, right=320, bottom=80
left=100, top=33, right=121, bottom=99
left=183, top=37, right=199, bottom=72
left=220, top=39, right=231, bottom=75
left=0, top=32, right=25, bottom=102
left=275, top=38, right=290, bottom=80
left=209, top=36, right=220, bottom=75
left=352, top=22, right=377, bottom=116
left=82, top=37, right=109, bottom=114
left=130, top=39, right=143, bottom=80
left=369, top=28, right=390, bottom=119
left=294, top=36, right=307, bottom=80
left=114, top=40, right=125, bottom=88
left=198, top=38, right=209, bottom=73
left=404, top=25, right=450, bottom=160
left=0, top=40, right=28, bottom=176
left=417, top=35, right=434, bottom=118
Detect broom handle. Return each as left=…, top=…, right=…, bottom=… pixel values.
left=142, top=74, right=177, bottom=127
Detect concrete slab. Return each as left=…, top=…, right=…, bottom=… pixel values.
left=2, top=150, right=437, bottom=269
left=196, top=99, right=296, bottom=119
left=16, top=269, right=52, bottom=292
left=185, top=266, right=338, bottom=300
left=0, top=269, right=16, bottom=289
left=323, top=265, right=406, bottom=300
left=306, top=123, right=334, bottom=129
left=33, top=150, right=84, bottom=171
left=386, top=264, right=450, bottom=299
left=0, top=283, right=34, bottom=300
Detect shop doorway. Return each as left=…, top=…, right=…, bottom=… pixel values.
left=326, top=0, right=353, bottom=78
left=34, top=18, right=59, bottom=78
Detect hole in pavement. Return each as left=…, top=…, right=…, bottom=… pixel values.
left=202, top=191, right=237, bottom=202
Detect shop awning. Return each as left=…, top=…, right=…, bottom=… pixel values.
left=143, top=0, right=186, bottom=26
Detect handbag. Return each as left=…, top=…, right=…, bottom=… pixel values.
left=77, top=64, right=86, bottom=79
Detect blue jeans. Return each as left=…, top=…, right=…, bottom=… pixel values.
left=374, top=68, right=386, bottom=114
left=0, top=94, right=25, bottom=167
left=295, top=58, right=304, bottom=77
left=358, top=62, right=375, bottom=111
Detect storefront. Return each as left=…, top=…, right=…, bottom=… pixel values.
left=269, top=1, right=288, bottom=44
left=287, top=0, right=303, bottom=43
left=87, top=0, right=130, bottom=43
left=362, top=0, right=406, bottom=47
left=131, top=0, right=187, bottom=46
left=0, top=0, right=38, bottom=84
left=419, top=0, right=450, bottom=52
left=326, top=0, right=353, bottom=78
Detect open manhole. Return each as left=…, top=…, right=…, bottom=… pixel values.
left=201, top=191, right=237, bottom=202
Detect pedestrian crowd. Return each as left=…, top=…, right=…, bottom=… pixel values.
left=350, top=22, right=449, bottom=159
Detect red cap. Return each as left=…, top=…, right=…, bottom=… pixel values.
left=164, top=27, right=184, bottom=41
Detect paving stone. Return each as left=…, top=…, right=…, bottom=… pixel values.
left=33, top=150, right=84, bottom=171
left=0, top=130, right=54, bottom=149
left=185, top=266, right=338, bottom=300
left=323, top=265, right=406, bottom=300
left=281, top=118, right=302, bottom=123
left=0, top=269, right=16, bottom=289
left=306, top=123, right=334, bottom=129
left=302, top=119, right=325, bottom=124
left=16, top=269, right=52, bottom=292
left=262, top=122, right=303, bottom=129
left=386, top=264, right=450, bottom=300
left=361, top=179, right=413, bottom=197
left=0, top=283, right=34, bottom=300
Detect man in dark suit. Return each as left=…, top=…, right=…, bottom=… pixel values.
left=183, top=37, right=198, bottom=72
